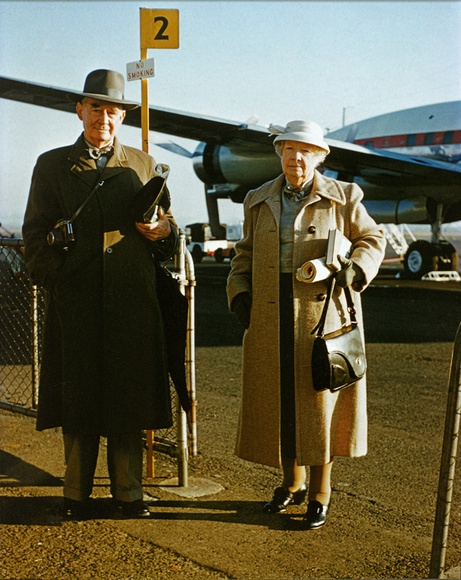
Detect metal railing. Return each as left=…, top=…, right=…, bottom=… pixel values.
left=430, top=321, right=461, bottom=578
left=0, top=234, right=196, bottom=483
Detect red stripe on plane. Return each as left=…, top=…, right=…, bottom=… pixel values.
left=354, top=130, right=461, bottom=149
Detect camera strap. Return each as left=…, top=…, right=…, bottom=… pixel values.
left=68, top=180, right=105, bottom=224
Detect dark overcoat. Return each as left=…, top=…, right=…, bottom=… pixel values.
left=227, top=171, right=387, bottom=468
left=23, top=134, right=177, bottom=435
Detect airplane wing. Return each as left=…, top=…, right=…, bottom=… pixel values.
left=0, top=75, right=271, bottom=146
left=325, top=138, right=461, bottom=184
left=1, top=75, right=460, bottom=190
left=2, top=76, right=460, bottom=278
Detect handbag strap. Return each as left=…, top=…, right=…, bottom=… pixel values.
left=311, top=275, right=358, bottom=337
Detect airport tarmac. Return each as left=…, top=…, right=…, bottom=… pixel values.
left=1, top=264, right=461, bottom=579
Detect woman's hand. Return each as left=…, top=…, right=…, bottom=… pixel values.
left=232, top=292, right=252, bottom=329
left=336, top=255, right=364, bottom=288
left=135, top=207, right=171, bottom=241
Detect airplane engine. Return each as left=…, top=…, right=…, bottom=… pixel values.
left=362, top=198, right=428, bottom=224
left=364, top=197, right=459, bottom=278
left=192, top=141, right=280, bottom=202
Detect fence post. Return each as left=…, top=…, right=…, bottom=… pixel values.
left=175, top=232, right=190, bottom=486
left=31, top=284, right=40, bottom=409
left=184, top=243, right=197, bottom=457
left=429, top=322, right=461, bottom=578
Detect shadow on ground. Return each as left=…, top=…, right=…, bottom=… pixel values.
left=0, top=449, right=62, bottom=487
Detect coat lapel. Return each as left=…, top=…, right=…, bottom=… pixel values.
left=69, top=134, right=127, bottom=187
left=247, top=171, right=347, bottom=226
left=312, top=171, right=347, bottom=205
left=248, top=174, right=285, bottom=224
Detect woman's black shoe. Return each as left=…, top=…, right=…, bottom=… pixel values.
left=114, top=499, right=151, bottom=518
left=303, top=500, right=329, bottom=529
left=263, top=483, right=307, bottom=514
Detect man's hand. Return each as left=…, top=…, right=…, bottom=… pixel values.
left=335, top=255, right=364, bottom=288
left=135, top=207, right=171, bottom=241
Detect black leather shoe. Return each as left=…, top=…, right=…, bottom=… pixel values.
left=263, top=483, right=307, bottom=514
left=62, top=498, right=90, bottom=520
left=303, top=500, right=329, bottom=529
left=114, top=499, right=151, bottom=518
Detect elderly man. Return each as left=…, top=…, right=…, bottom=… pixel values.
left=23, top=69, right=178, bottom=519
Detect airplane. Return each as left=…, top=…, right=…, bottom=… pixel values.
left=1, top=75, right=460, bottom=279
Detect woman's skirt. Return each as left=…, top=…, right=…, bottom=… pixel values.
left=279, top=273, right=296, bottom=458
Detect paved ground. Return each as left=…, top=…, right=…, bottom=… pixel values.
left=1, top=264, right=461, bottom=579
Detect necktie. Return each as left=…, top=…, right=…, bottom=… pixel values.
left=96, top=154, right=109, bottom=169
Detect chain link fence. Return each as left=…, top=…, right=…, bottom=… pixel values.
left=0, top=239, right=37, bottom=411
left=0, top=236, right=196, bottom=480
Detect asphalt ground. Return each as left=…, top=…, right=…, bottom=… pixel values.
left=1, top=262, right=461, bottom=579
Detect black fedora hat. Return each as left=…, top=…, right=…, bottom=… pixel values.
left=67, top=69, right=139, bottom=110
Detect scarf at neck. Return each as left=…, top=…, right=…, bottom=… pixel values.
left=85, top=139, right=113, bottom=160
left=283, top=177, right=314, bottom=201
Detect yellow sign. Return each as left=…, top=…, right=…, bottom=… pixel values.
left=140, top=8, right=179, bottom=49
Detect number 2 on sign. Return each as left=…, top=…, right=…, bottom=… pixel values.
left=154, top=16, right=169, bottom=41
left=140, top=8, right=179, bottom=49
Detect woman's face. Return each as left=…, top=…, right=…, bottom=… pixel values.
left=281, top=140, right=320, bottom=188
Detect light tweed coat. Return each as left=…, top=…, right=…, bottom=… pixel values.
left=227, top=171, right=386, bottom=468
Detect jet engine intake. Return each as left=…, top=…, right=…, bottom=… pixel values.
left=192, top=140, right=280, bottom=201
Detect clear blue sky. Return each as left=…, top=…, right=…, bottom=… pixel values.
left=1, top=1, right=460, bottom=231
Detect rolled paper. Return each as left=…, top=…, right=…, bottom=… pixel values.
left=296, top=257, right=332, bottom=283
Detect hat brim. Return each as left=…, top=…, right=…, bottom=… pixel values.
left=66, top=92, right=139, bottom=110
left=273, top=132, right=330, bottom=153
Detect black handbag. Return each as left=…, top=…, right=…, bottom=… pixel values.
left=311, top=276, right=367, bottom=392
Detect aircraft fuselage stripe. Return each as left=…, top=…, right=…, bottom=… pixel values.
left=354, top=130, right=461, bottom=149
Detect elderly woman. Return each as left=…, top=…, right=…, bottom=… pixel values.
left=227, top=120, right=386, bottom=529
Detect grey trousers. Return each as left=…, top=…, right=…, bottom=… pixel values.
left=63, top=432, right=143, bottom=503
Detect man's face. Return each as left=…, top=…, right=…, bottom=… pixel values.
left=281, top=140, right=319, bottom=188
left=76, top=98, right=126, bottom=148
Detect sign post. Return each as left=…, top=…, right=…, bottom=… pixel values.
left=138, top=8, right=180, bottom=153
left=137, top=8, right=180, bottom=479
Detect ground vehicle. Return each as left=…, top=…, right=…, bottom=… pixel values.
left=186, top=222, right=242, bottom=263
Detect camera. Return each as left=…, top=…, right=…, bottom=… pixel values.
left=47, top=219, right=75, bottom=250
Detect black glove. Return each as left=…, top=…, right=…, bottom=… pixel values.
left=232, top=292, right=252, bottom=329
left=335, top=255, right=364, bottom=288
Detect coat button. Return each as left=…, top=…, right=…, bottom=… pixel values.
left=308, top=225, right=316, bottom=234
left=106, top=247, right=113, bottom=254
left=316, top=293, right=326, bottom=301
